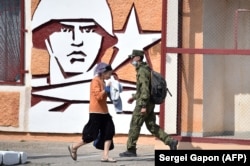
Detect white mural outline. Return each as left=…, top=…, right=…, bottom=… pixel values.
left=29, top=0, right=162, bottom=134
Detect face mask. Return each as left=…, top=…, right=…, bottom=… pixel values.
left=131, top=60, right=138, bottom=67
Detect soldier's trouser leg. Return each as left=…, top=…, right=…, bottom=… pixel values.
left=145, top=104, right=172, bottom=144
left=127, top=105, right=145, bottom=151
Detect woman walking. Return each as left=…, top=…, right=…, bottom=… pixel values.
left=68, top=62, right=116, bottom=162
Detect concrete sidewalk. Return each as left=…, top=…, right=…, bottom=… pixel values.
left=0, top=135, right=250, bottom=165
left=0, top=140, right=155, bottom=166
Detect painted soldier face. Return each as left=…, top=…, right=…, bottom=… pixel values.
left=46, top=21, right=102, bottom=74
left=32, top=0, right=115, bottom=75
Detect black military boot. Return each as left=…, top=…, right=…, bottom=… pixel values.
left=119, top=149, right=137, bottom=157
left=168, top=139, right=178, bottom=150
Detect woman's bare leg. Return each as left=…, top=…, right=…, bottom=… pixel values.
left=103, top=140, right=111, bottom=159
left=101, top=140, right=116, bottom=162
left=72, top=140, right=86, bottom=150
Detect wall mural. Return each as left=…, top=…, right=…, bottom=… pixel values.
left=29, top=0, right=162, bottom=133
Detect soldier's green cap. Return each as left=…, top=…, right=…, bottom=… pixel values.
left=128, top=50, right=144, bottom=58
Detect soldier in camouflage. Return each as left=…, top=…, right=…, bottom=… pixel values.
left=119, top=50, right=178, bottom=157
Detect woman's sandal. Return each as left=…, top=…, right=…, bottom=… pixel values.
left=68, top=145, right=77, bottom=161
left=101, top=158, right=117, bottom=163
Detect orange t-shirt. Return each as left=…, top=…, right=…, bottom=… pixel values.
left=89, top=76, right=109, bottom=114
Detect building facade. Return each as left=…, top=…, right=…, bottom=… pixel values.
left=0, top=0, right=250, bottom=143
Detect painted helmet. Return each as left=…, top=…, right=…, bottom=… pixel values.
left=32, top=0, right=114, bottom=36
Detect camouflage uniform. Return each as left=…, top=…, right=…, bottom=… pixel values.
left=126, top=62, right=173, bottom=151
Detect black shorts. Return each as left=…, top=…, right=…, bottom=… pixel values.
left=82, top=113, right=115, bottom=143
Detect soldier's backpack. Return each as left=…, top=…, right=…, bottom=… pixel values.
left=150, top=70, right=172, bottom=104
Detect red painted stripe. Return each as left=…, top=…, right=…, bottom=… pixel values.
left=166, top=47, right=250, bottom=55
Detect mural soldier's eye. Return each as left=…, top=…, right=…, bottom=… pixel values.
left=80, top=26, right=97, bottom=33
left=62, top=27, right=73, bottom=32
